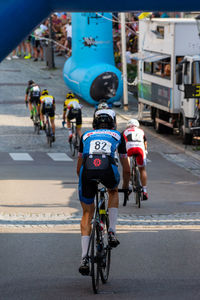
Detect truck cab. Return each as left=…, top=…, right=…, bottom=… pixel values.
left=176, top=55, right=200, bottom=144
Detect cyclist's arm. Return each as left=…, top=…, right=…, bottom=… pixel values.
left=63, top=101, right=67, bottom=121
left=77, top=157, right=83, bottom=176
left=144, top=135, right=147, bottom=151
left=25, top=87, right=29, bottom=102
left=118, top=132, right=130, bottom=189
left=77, top=135, right=84, bottom=176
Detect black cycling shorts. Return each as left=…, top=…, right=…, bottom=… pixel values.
left=29, top=96, right=40, bottom=105
left=42, top=104, right=55, bottom=118
left=79, top=155, right=120, bottom=204
left=67, top=108, right=82, bottom=126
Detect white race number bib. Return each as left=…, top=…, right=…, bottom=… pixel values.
left=89, top=140, right=111, bottom=154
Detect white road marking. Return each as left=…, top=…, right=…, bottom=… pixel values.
left=47, top=153, right=73, bottom=161
left=9, top=153, right=33, bottom=161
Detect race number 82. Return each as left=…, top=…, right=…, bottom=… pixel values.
left=89, top=140, right=111, bottom=154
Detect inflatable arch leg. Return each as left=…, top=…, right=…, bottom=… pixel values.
left=63, top=13, right=123, bottom=106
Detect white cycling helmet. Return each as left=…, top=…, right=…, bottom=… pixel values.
left=127, top=118, right=140, bottom=128
left=98, top=102, right=109, bottom=110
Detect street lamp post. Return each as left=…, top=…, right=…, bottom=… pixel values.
left=120, top=12, right=128, bottom=110
left=46, top=15, right=55, bottom=69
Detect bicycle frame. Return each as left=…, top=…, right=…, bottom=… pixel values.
left=32, top=101, right=40, bottom=134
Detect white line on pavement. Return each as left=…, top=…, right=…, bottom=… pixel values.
left=9, top=153, right=33, bottom=161
left=47, top=153, right=73, bottom=161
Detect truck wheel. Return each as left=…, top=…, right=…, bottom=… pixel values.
left=155, top=120, right=166, bottom=133
left=183, top=133, right=193, bottom=145
left=179, top=115, right=193, bottom=145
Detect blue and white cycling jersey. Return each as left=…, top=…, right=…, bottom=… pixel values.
left=79, top=129, right=126, bottom=158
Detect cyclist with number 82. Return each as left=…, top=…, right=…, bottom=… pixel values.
left=77, top=113, right=130, bottom=275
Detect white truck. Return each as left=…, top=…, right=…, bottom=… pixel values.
left=135, top=18, right=200, bottom=144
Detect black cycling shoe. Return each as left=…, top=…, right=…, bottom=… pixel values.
left=142, top=192, right=148, bottom=201
left=108, top=231, right=120, bottom=248
left=79, top=257, right=90, bottom=276
left=52, top=135, right=55, bottom=142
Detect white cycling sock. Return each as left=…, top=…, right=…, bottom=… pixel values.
left=81, top=236, right=90, bottom=258
left=68, top=128, right=72, bottom=136
left=143, top=186, right=147, bottom=193
left=108, top=207, right=118, bottom=233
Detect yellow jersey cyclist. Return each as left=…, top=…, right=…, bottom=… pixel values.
left=40, top=89, right=56, bottom=142
left=25, top=80, right=41, bottom=120
left=62, top=92, right=82, bottom=142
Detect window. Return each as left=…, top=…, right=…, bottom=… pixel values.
left=156, top=26, right=164, bottom=39
left=144, top=57, right=171, bottom=79
left=192, top=61, right=200, bottom=84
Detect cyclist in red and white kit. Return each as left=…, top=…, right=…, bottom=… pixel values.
left=123, top=119, right=148, bottom=200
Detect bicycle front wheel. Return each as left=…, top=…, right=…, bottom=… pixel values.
left=90, top=220, right=100, bottom=294
left=100, top=214, right=111, bottom=283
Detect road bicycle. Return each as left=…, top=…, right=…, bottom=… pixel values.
left=130, top=155, right=143, bottom=208
left=32, top=101, right=40, bottom=134
left=118, top=156, right=143, bottom=208
left=86, top=180, right=111, bottom=294
left=45, top=112, right=54, bottom=147
left=69, top=121, right=80, bottom=156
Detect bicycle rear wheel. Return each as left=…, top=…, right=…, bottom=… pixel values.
left=69, top=137, right=76, bottom=156
left=34, top=122, right=40, bottom=135
left=33, top=107, right=40, bottom=135
left=46, top=119, right=52, bottom=148
left=90, top=220, right=100, bottom=294
left=100, top=214, right=111, bottom=283
left=135, top=167, right=141, bottom=208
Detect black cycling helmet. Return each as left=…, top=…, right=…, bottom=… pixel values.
left=42, top=89, right=49, bottom=95
left=93, top=113, right=115, bottom=130
left=28, top=80, right=34, bottom=85
left=66, top=92, right=75, bottom=99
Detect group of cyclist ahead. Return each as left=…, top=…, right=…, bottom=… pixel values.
left=25, top=80, right=56, bottom=142
left=25, top=80, right=84, bottom=147
left=25, top=80, right=148, bottom=279
left=76, top=100, right=148, bottom=276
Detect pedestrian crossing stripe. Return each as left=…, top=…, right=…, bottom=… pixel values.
left=47, top=153, right=73, bottom=161
left=9, top=153, right=73, bottom=162
left=9, top=153, right=33, bottom=161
